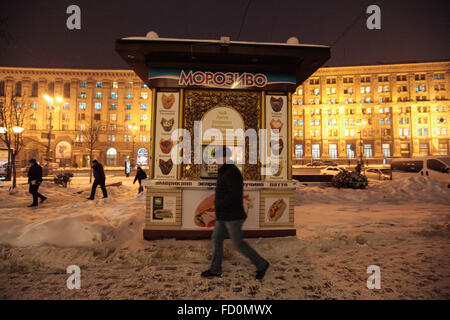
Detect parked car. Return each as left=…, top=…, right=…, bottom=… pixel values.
left=320, top=167, right=344, bottom=176
left=391, top=156, right=450, bottom=187
left=307, top=161, right=324, bottom=167
left=365, top=168, right=392, bottom=180
left=322, top=160, right=338, bottom=167
left=0, top=162, right=8, bottom=177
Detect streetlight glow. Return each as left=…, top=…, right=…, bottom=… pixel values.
left=0, top=127, right=6, bottom=134
left=12, top=126, right=24, bottom=133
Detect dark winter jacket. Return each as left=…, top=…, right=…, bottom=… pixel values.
left=92, top=162, right=105, bottom=182
left=214, top=163, right=246, bottom=221
left=133, top=169, right=147, bottom=184
left=27, top=163, right=43, bottom=184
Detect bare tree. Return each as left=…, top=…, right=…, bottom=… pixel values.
left=0, top=96, right=30, bottom=188
left=81, top=121, right=103, bottom=182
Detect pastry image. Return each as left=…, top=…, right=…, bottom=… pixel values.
left=194, top=194, right=216, bottom=228
left=161, top=93, right=175, bottom=109
left=270, top=96, right=283, bottom=112
left=271, top=162, right=284, bottom=177
left=159, top=158, right=173, bottom=175
left=160, top=138, right=174, bottom=154
left=161, top=117, right=175, bottom=132
left=270, top=139, right=284, bottom=155
left=270, top=119, right=284, bottom=133
left=267, top=199, right=287, bottom=222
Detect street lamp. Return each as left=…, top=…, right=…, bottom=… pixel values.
left=43, top=94, right=63, bottom=167
left=356, top=122, right=364, bottom=173
left=131, top=125, right=138, bottom=167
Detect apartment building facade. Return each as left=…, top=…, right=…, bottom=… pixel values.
left=292, top=61, right=449, bottom=164
left=0, top=67, right=152, bottom=168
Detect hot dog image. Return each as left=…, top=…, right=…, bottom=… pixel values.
left=270, top=96, right=283, bottom=112
left=270, top=119, right=284, bottom=133
left=270, top=162, right=284, bottom=177
left=161, top=93, right=175, bottom=109
left=267, top=199, right=287, bottom=222
left=160, top=138, right=174, bottom=154
left=270, top=139, right=284, bottom=155
left=194, top=194, right=216, bottom=228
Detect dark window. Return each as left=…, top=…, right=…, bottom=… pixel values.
left=94, top=114, right=101, bottom=121
left=0, top=81, right=5, bottom=96
left=15, top=81, right=22, bottom=97
left=48, top=82, right=54, bottom=96
left=31, top=82, right=38, bottom=97
left=64, top=83, right=71, bottom=98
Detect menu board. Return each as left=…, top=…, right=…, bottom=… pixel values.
left=265, top=95, right=288, bottom=180
left=264, top=197, right=289, bottom=223
left=154, top=92, right=179, bottom=180
left=182, top=190, right=260, bottom=230
left=150, top=195, right=177, bottom=223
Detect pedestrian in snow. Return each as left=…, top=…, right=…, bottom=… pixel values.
left=27, top=159, right=47, bottom=207
left=202, top=147, right=270, bottom=280
left=87, top=160, right=108, bottom=200
left=355, top=162, right=362, bottom=174
left=133, top=167, right=147, bottom=193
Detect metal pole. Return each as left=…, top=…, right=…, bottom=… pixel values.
left=46, top=107, right=53, bottom=166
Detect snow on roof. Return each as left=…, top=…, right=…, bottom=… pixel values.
left=120, top=36, right=330, bottom=49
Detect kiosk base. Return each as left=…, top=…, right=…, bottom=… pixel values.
left=143, top=229, right=296, bottom=240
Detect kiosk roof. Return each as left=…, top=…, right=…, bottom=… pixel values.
left=115, top=36, right=330, bottom=89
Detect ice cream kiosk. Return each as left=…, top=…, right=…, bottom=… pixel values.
left=115, top=34, right=330, bottom=239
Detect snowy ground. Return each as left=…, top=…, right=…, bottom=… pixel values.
left=0, top=175, right=449, bottom=300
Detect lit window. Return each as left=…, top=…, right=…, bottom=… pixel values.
left=140, top=114, right=147, bottom=121
left=96, top=81, right=102, bottom=88
left=80, top=81, right=86, bottom=88
left=94, top=102, right=101, bottom=110
left=126, top=92, right=132, bottom=99
left=111, top=92, right=118, bottom=99
left=140, top=103, right=147, bottom=110
left=140, top=92, right=148, bottom=99
left=79, top=102, right=86, bottom=110
left=142, top=83, right=148, bottom=88
left=112, top=82, right=118, bottom=89
left=95, top=92, right=102, bottom=99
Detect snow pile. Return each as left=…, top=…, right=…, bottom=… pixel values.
left=296, top=176, right=450, bottom=205
left=0, top=177, right=146, bottom=248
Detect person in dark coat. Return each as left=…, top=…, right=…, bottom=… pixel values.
left=133, top=167, right=147, bottom=193
left=202, top=147, right=269, bottom=280
left=27, top=159, right=47, bottom=207
left=87, top=160, right=108, bottom=200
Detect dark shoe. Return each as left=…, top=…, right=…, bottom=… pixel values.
left=201, top=270, right=222, bottom=278
left=256, top=262, right=270, bottom=280
left=40, top=197, right=47, bottom=203
left=28, top=204, right=38, bottom=207
left=86, top=197, right=94, bottom=200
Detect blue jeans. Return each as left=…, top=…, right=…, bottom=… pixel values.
left=209, top=220, right=267, bottom=273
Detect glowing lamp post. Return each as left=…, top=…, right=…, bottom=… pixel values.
left=43, top=95, right=63, bottom=167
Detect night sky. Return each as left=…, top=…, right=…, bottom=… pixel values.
left=0, top=0, right=449, bottom=69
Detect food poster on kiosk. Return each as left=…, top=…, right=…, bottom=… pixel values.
left=182, top=190, right=260, bottom=230
left=154, top=91, right=179, bottom=179
left=149, top=195, right=177, bottom=223
left=265, top=95, right=288, bottom=180
left=264, top=197, right=290, bottom=223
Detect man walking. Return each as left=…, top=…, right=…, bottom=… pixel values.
left=87, top=160, right=108, bottom=200
left=133, top=166, right=147, bottom=193
left=202, top=147, right=269, bottom=280
left=27, top=159, right=46, bottom=207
